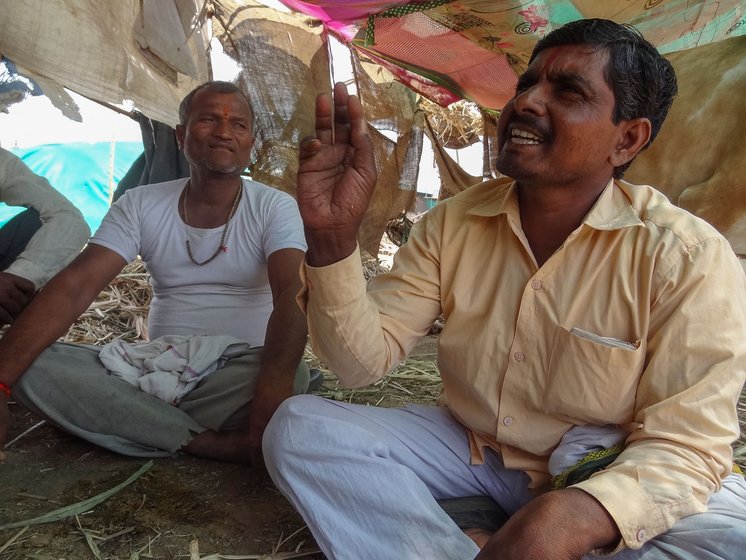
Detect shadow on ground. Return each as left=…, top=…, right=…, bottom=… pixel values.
left=1, top=405, right=322, bottom=559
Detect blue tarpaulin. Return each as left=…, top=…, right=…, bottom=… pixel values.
left=0, top=141, right=143, bottom=232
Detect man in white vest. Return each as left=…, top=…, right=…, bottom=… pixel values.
left=0, top=81, right=312, bottom=466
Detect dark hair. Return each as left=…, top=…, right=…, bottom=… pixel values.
left=178, top=81, right=253, bottom=126
left=531, top=19, right=678, bottom=178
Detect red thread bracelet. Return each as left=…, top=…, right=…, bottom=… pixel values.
left=0, top=382, right=11, bottom=398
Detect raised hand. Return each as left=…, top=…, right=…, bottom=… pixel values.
left=297, top=82, right=378, bottom=266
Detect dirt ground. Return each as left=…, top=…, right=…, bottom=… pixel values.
left=0, top=336, right=440, bottom=560
left=1, top=405, right=322, bottom=560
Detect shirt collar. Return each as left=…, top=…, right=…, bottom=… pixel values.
left=466, top=178, right=520, bottom=219
left=466, top=177, right=644, bottom=231
left=583, top=178, right=645, bottom=231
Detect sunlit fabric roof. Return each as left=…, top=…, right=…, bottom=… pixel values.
left=280, top=0, right=746, bottom=109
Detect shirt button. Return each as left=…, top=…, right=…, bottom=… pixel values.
left=531, top=279, right=542, bottom=290
left=503, top=416, right=513, bottom=426
left=636, top=529, right=647, bottom=542
left=514, top=352, right=525, bottom=362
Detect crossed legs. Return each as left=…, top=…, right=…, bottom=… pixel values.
left=263, top=395, right=746, bottom=560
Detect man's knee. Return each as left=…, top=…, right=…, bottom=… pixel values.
left=263, top=394, right=326, bottom=459
left=13, top=344, right=57, bottom=396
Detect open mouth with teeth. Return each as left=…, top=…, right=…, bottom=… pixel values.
left=510, top=127, right=543, bottom=145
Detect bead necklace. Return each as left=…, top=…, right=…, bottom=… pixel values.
left=182, top=181, right=243, bottom=266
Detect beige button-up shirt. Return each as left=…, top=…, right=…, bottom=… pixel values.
left=302, top=177, right=746, bottom=549
left=0, top=147, right=90, bottom=288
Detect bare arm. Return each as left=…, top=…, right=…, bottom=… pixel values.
left=248, top=247, right=308, bottom=465
left=296, top=82, right=378, bottom=266
left=0, top=244, right=127, bottom=453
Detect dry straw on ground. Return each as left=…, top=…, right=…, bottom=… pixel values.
left=62, top=260, right=151, bottom=345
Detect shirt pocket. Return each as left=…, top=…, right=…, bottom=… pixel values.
left=542, top=325, right=644, bottom=425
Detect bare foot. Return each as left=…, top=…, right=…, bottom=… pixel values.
left=182, top=429, right=253, bottom=464
left=464, top=528, right=493, bottom=549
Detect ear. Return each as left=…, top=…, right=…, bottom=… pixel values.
left=175, top=125, right=185, bottom=150
left=609, top=117, right=652, bottom=169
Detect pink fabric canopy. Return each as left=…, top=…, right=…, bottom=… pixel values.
left=279, top=0, right=745, bottom=110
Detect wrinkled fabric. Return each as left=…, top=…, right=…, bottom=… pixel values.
left=99, top=335, right=250, bottom=404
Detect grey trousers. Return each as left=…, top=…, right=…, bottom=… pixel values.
left=14, top=342, right=310, bottom=457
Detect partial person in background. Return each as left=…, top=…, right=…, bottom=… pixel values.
left=0, top=81, right=314, bottom=465
left=0, top=146, right=90, bottom=325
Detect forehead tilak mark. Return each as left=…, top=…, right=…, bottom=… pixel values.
left=538, top=46, right=565, bottom=72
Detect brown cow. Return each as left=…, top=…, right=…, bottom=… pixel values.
left=626, top=34, right=746, bottom=268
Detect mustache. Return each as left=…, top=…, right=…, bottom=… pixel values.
left=505, top=115, right=552, bottom=143
left=209, top=142, right=235, bottom=151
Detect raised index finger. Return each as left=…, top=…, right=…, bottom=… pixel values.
left=315, top=91, right=334, bottom=145
left=332, top=82, right=351, bottom=145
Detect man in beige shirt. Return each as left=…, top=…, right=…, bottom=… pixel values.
left=263, top=18, right=746, bottom=560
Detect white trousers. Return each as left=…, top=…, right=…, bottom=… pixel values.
left=263, top=395, right=746, bottom=560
